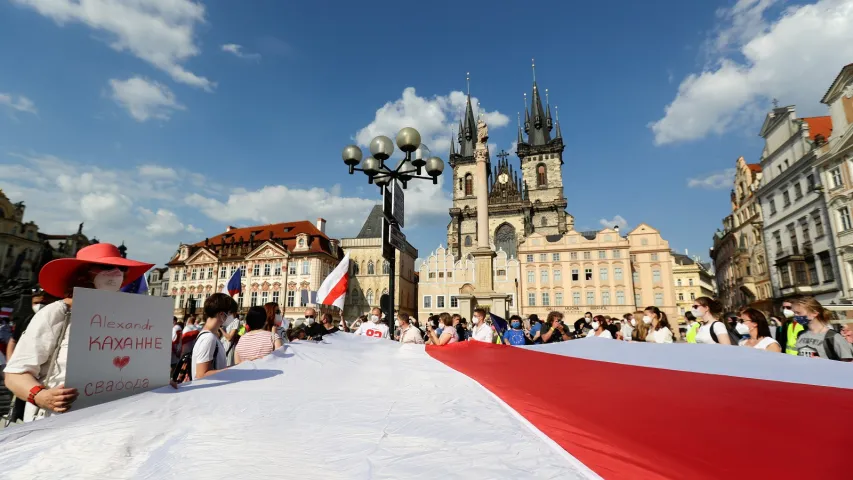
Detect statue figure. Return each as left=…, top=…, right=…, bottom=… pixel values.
left=477, top=118, right=489, bottom=145
left=77, top=222, right=84, bottom=234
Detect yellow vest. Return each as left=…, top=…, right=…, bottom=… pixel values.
left=786, top=322, right=804, bottom=355
left=686, top=322, right=701, bottom=343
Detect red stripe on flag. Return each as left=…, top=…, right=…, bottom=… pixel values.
left=319, top=273, right=348, bottom=306
left=427, top=342, right=853, bottom=479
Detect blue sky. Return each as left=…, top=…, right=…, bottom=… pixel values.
left=1, top=0, right=852, bottom=267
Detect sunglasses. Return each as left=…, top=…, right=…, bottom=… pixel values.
left=692, top=305, right=701, bottom=309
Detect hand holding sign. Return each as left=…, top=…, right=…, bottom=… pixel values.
left=35, top=384, right=79, bottom=413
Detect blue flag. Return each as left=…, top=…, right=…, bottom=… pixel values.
left=121, top=274, right=149, bottom=295
left=490, top=312, right=508, bottom=339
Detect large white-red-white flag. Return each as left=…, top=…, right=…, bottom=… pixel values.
left=316, top=253, right=349, bottom=309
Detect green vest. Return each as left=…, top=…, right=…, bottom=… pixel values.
left=786, top=322, right=804, bottom=355
left=686, top=322, right=701, bottom=343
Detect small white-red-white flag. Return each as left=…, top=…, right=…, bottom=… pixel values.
left=316, top=253, right=350, bottom=309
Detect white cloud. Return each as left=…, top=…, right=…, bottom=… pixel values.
left=13, top=0, right=213, bottom=90
left=687, top=168, right=736, bottom=189
left=0, top=92, right=37, bottom=114
left=221, top=43, right=261, bottom=61
left=138, top=164, right=178, bottom=178
left=650, top=0, right=853, bottom=145
left=109, top=77, right=184, bottom=122
left=140, top=207, right=196, bottom=235
left=599, top=215, right=628, bottom=231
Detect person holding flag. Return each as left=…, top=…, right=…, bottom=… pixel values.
left=219, top=266, right=242, bottom=363
left=314, top=253, right=353, bottom=336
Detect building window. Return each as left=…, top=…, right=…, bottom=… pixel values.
left=554, top=270, right=561, bottom=282
left=651, top=253, right=659, bottom=261
left=289, top=263, right=297, bottom=275
left=583, top=251, right=591, bottom=260
left=641, top=239, right=648, bottom=246
left=528, top=293, right=536, bottom=306
left=191, top=268, right=197, bottom=280
left=794, top=262, right=808, bottom=285
left=783, top=190, right=791, bottom=207
left=555, top=292, right=563, bottom=306
left=541, top=270, right=548, bottom=283
left=527, top=271, right=535, bottom=283
left=808, top=259, right=819, bottom=285
left=250, top=291, right=258, bottom=306
left=573, top=292, right=581, bottom=305
left=274, top=263, right=282, bottom=276
left=585, top=268, right=593, bottom=281
left=570, top=252, right=578, bottom=260
left=677, top=278, right=682, bottom=287
left=653, top=269, right=661, bottom=283
left=614, top=267, right=623, bottom=281
left=542, top=292, right=550, bottom=306
left=586, top=291, right=594, bottom=305
left=601, top=291, right=610, bottom=305
left=450, top=296, right=458, bottom=308
left=814, top=213, right=825, bottom=237
left=830, top=167, right=843, bottom=189
left=538, top=253, right=546, bottom=262
left=572, top=269, right=579, bottom=281
left=779, top=264, right=791, bottom=287
left=598, top=250, right=606, bottom=259
left=630, top=254, right=637, bottom=263
left=272, top=291, right=280, bottom=305
left=264, top=263, right=271, bottom=276
left=613, top=250, right=621, bottom=259
left=301, top=261, right=309, bottom=275
left=220, top=267, right=227, bottom=279
left=383, top=261, right=390, bottom=274
left=599, top=268, right=608, bottom=281
left=526, top=254, right=534, bottom=262
left=678, top=292, right=684, bottom=301
left=654, top=293, right=663, bottom=306
left=464, top=236, right=472, bottom=247
left=497, top=269, right=506, bottom=277
left=769, top=198, right=777, bottom=215
left=635, top=293, right=642, bottom=306
left=690, top=292, right=695, bottom=300
left=536, top=164, right=547, bottom=187
left=552, top=253, right=560, bottom=261
left=616, top=291, right=625, bottom=305
left=261, top=291, right=269, bottom=304
left=633, top=271, right=640, bottom=284
left=238, top=265, right=245, bottom=278
left=436, top=296, right=445, bottom=308
left=286, top=291, right=295, bottom=307
left=802, top=222, right=811, bottom=245
left=773, top=231, right=782, bottom=250
left=793, top=182, right=803, bottom=200
left=839, top=207, right=853, bottom=231
left=428, top=272, right=436, bottom=279
left=821, top=253, right=835, bottom=282
left=807, top=174, right=816, bottom=190
left=253, top=264, right=260, bottom=276
left=206, top=267, right=213, bottom=279
left=688, top=278, right=694, bottom=286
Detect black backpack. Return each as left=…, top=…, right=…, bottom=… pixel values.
left=171, top=331, right=219, bottom=383
left=709, top=321, right=742, bottom=345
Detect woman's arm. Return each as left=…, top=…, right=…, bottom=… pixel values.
left=274, top=334, right=283, bottom=350
left=438, top=331, right=453, bottom=346
left=766, top=341, right=782, bottom=353
left=4, top=373, right=78, bottom=413
left=233, top=350, right=243, bottom=366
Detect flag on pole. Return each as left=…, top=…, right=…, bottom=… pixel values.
left=489, top=312, right=508, bottom=345
left=121, top=274, right=149, bottom=295
left=222, top=268, right=242, bottom=296
left=316, top=253, right=350, bottom=309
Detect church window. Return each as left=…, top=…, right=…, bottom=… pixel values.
left=352, top=262, right=359, bottom=275
left=383, top=261, right=390, bottom=274
left=536, top=164, right=547, bottom=187
left=464, top=236, right=472, bottom=247
left=464, top=174, right=473, bottom=196
left=367, top=261, right=375, bottom=275
left=495, top=224, right=517, bottom=259
left=367, top=290, right=374, bottom=306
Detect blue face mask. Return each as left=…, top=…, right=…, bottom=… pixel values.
left=794, top=315, right=810, bottom=326
left=511, top=321, right=522, bottom=329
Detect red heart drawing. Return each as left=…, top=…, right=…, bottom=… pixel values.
left=113, top=356, right=130, bottom=370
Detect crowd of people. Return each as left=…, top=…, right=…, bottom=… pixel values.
left=2, top=243, right=852, bottom=428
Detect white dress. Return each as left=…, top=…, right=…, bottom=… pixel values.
left=738, top=337, right=780, bottom=350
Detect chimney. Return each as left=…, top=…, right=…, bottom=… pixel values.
left=317, top=218, right=326, bottom=234
left=226, top=226, right=236, bottom=232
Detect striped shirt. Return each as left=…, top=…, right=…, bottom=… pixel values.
left=235, top=331, right=277, bottom=362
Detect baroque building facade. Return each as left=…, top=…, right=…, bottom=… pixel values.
left=341, top=205, right=418, bottom=320
left=710, top=157, right=772, bottom=312
left=166, top=219, right=343, bottom=320
left=672, top=252, right=716, bottom=322
left=756, top=105, right=842, bottom=305
left=147, top=267, right=170, bottom=297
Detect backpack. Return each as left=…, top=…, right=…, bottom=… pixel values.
left=709, top=321, right=742, bottom=345
left=171, top=331, right=219, bottom=384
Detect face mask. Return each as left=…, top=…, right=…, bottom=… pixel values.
left=472, top=317, right=480, bottom=325
left=782, top=308, right=795, bottom=318
left=306, top=317, right=315, bottom=325
left=630, top=319, right=636, bottom=327
left=93, top=268, right=124, bottom=292
left=690, top=308, right=702, bottom=318
left=642, top=316, right=652, bottom=325
left=394, top=320, right=400, bottom=327
left=590, top=321, right=600, bottom=330
left=793, top=315, right=810, bottom=326
left=511, top=321, right=521, bottom=329
left=32, top=304, right=43, bottom=313
left=735, top=323, right=750, bottom=335
left=371, top=315, right=380, bottom=323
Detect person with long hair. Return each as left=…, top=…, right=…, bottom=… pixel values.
left=789, top=296, right=853, bottom=361
left=235, top=306, right=282, bottom=364
left=737, top=308, right=782, bottom=352
left=692, top=297, right=731, bottom=345
left=3, top=244, right=153, bottom=422
left=585, top=315, right=613, bottom=339
left=426, top=312, right=458, bottom=346
left=644, top=306, right=673, bottom=343
left=631, top=310, right=648, bottom=342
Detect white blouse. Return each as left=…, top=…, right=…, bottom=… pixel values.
left=4, top=301, right=71, bottom=422
left=646, top=327, right=674, bottom=344
left=739, top=336, right=781, bottom=350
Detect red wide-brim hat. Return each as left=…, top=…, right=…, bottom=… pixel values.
left=39, top=243, right=155, bottom=298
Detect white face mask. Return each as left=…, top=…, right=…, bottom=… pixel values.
left=32, top=304, right=43, bottom=313
left=305, top=317, right=315, bottom=325
left=735, top=323, right=750, bottom=335
left=590, top=321, right=600, bottom=330
left=642, top=316, right=652, bottom=325
left=394, top=319, right=400, bottom=327
left=370, top=315, right=381, bottom=324
left=472, top=316, right=480, bottom=325
left=93, top=268, right=124, bottom=292
left=690, top=308, right=702, bottom=318
left=782, top=308, right=794, bottom=318
left=630, top=319, right=636, bottom=327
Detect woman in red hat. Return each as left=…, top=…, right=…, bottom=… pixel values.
left=3, top=243, right=153, bottom=422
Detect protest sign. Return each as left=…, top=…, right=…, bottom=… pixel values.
left=64, top=287, right=173, bottom=410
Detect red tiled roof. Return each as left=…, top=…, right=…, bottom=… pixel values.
left=747, top=164, right=762, bottom=173
left=802, top=116, right=832, bottom=141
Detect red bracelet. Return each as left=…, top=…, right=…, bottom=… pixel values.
left=28, top=385, right=46, bottom=405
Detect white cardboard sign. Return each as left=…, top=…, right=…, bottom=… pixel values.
left=64, top=287, right=173, bottom=410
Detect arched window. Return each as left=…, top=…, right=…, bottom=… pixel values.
left=464, top=236, right=472, bottom=247
left=536, top=164, right=547, bottom=187
left=382, top=260, right=390, bottom=274
left=367, top=261, right=375, bottom=275
left=495, top=223, right=517, bottom=259
left=366, top=290, right=374, bottom=306
left=352, top=262, right=360, bottom=275
left=458, top=178, right=463, bottom=191
left=464, top=173, right=473, bottom=196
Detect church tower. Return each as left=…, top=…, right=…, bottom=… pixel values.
left=447, top=84, right=481, bottom=258
left=517, top=62, right=571, bottom=236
